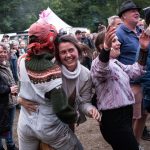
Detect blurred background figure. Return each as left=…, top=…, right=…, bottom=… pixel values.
left=97, top=24, right=106, bottom=32
left=58, top=28, right=67, bottom=37
left=1, top=35, right=10, bottom=43
left=81, top=31, right=95, bottom=49
left=19, top=40, right=27, bottom=56
left=10, top=41, right=19, bottom=83
left=107, top=15, right=122, bottom=27
left=79, top=43, right=92, bottom=70
left=75, top=30, right=82, bottom=43
left=0, top=42, right=18, bottom=150
left=137, top=18, right=145, bottom=30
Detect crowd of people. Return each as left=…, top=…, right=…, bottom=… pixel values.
left=0, top=0, right=150, bottom=150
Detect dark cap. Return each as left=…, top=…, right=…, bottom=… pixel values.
left=75, top=30, right=81, bottom=35
left=118, top=0, right=141, bottom=17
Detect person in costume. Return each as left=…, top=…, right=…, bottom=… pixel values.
left=17, top=21, right=84, bottom=150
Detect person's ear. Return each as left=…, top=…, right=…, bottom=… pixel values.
left=122, top=14, right=126, bottom=19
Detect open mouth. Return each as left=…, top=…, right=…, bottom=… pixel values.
left=65, top=58, right=74, bottom=63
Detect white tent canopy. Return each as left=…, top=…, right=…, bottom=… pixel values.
left=25, top=7, right=90, bottom=35
left=26, top=7, right=72, bottom=32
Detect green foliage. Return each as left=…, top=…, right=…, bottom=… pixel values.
left=0, top=0, right=150, bottom=33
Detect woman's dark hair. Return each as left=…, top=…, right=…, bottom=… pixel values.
left=55, top=35, right=82, bottom=64
left=79, top=43, right=93, bottom=59
left=94, top=30, right=106, bottom=53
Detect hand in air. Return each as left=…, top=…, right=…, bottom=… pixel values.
left=104, top=26, right=116, bottom=50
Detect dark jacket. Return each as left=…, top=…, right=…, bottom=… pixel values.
left=0, top=74, right=11, bottom=104
left=0, top=74, right=11, bottom=133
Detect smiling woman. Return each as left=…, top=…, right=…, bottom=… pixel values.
left=58, top=41, right=80, bottom=72
left=91, top=22, right=150, bottom=150
left=55, top=35, right=100, bottom=129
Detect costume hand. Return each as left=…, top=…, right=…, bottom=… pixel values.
left=139, top=30, right=150, bottom=50
left=88, top=107, right=101, bottom=121
left=10, top=85, right=18, bottom=94
left=104, top=26, right=116, bottom=50
left=17, top=97, right=39, bottom=114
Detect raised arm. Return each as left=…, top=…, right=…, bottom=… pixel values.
left=91, top=26, right=116, bottom=81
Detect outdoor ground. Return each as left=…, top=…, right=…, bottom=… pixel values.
left=11, top=110, right=150, bottom=150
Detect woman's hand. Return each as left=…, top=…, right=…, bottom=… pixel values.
left=139, top=30, right=150, bottom=50
left=17, top=97, right=39, bottom=114
left=10, top=85, right=18, bottom=94
left=104, top=26, right=116, bottom=50
left=88, top=107, right=101, bottom=121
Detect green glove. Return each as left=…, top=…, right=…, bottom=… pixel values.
left=45, top=87, right=77, bottom=124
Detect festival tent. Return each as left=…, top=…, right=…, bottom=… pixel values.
left=25, top=7, right=72, bottom=32
left=25, top=7, right=90, bottom=35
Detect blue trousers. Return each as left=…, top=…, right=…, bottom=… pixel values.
left=0, top=106, right=16, bottom=148
left=10, top=59, right=18, bottom=82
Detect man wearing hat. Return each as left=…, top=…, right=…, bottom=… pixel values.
left=117, top=0, right=141, bottom=64
left=116, top=0, right=144, bottom=148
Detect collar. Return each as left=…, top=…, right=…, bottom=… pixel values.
left=120, top=24, right=142, bottom=35
left=61, top=61, right=81, bottom=79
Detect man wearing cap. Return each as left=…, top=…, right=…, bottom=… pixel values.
left=116, top=0, right=145, bottom=148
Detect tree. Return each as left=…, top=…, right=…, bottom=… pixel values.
left=0, top=0, right=150, bottom=33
